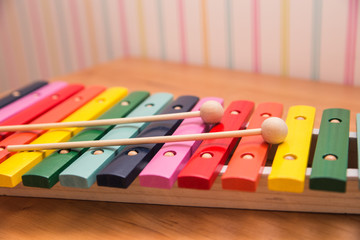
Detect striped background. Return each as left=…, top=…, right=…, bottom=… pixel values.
left=0, top=0, right=359, bottom=92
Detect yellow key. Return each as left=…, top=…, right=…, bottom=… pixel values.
left=0, top=87, right=127, bottom=187
left=268, top=105, right=315, bottom=193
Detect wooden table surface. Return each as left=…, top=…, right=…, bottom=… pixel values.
left=1, top=59, right=360, bottom=239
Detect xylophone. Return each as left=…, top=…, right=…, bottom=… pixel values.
left=0, top=82, right=359, bottom=214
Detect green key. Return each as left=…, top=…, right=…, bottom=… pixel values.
left=309, top=108, right=350, bottom=193
left=21, top=91, right=150, bottom=188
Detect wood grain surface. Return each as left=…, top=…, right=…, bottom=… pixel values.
left=0, top=58, right=359, bottom=239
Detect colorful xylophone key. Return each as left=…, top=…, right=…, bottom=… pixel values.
left=22, top=91, right=150, bottom=188
left=310, top=108, right=350, bottom=193
left=0, top=87, right=128, bottom=187
left=96, top=95, right=199, bottom=189
left=138, top=97, right=224, bottom=189
left=59, top=93, right=174, bottom=188
left=0, top=81, right=47, bottom=109
left=268, top=105, right=316, bottom=193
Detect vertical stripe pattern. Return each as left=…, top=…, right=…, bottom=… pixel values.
left=344, top=0, right=359, bottom=85
left=137, top=0, right=147, bottom=58
left=84, top=0, right=99, bottom=64
left=157, top=0, right=166, bottom=60
left=311, top=0, right=322, bottom=81
left=101, top=1, right=114, bottom=60
left=281, top=0, right=290, bottom=77
left=201, top=0, right=209, bottom=66
left=1, top=0, right=360, bottom=92
left=226, top=0, right=233, bottom=69
left=118, top=0, right=129, bottom=57
left=40, top=0, right=61, bottom=76
left=178, top=0, right=187, bottom=63
left=54, top=1, right=73, bottom=72
left=27, top=1, right=50, bottom=78
left=69, top=1, right=86, bottom=70
left=253, top=0, right=260, bottom=73
left=7, top=1, right=28, bottom=86
left=0, top=1, right=17, bottom=89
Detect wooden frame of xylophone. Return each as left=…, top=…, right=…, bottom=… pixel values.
left=0, top=82, right=358, bottom=214
left=0, top=131, right=357, bottom=214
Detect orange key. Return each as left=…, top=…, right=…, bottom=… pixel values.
left=222, top=102, right=283, bottom=192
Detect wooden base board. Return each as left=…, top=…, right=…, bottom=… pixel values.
left=0, top=166, right=359, bottom=214
left=0, top=132, right=358, bottom=214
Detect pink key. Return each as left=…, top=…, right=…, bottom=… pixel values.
left=0, top=82, right=67, bottom=123
left=139, top=97, right=224, bottom=189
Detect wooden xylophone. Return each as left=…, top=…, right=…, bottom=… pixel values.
left=0, top=81, right=359, bottom=214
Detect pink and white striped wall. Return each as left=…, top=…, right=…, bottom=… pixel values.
left=0, top=0, right=359, bottom=91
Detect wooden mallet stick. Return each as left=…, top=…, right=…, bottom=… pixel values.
left=0, top=101, right=224, bottom=132
left=6, top=117, right=288, bottom=152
